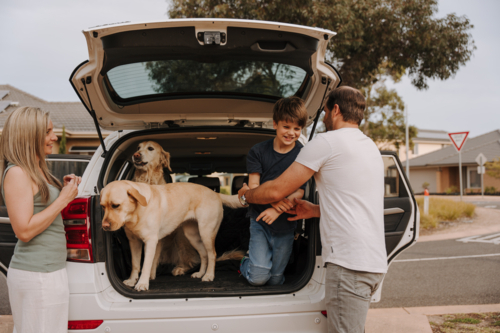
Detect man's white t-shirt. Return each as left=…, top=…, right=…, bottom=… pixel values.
left=295, top=128, right=387, bottom=273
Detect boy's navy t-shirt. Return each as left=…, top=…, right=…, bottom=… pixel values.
left=247, top=138, right=308, bottom=233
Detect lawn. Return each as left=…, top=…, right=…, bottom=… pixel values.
left=416, top=197, right=476, bottom=230
left=429, top=313, right=500, bottom=332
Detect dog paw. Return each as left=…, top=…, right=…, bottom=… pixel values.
left=134, top=280, right=149, bottom=291
left=201, top=273, right=214, bottom=282
left=123, top=278, right=138, bottom=287
left=191, top=271, right=204, bottom=279
left=172, top=266, right=187, bottom=276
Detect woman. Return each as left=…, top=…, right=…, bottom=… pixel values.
left=0, top=107, right=82, bottom=333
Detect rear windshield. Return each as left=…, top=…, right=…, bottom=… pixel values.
left=106, top=60, right=307, bottom=100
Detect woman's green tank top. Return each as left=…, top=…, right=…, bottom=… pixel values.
left=2, top=163, right=66, bottom=272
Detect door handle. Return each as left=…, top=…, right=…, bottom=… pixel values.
left=384, top=208, right=405, bottom=215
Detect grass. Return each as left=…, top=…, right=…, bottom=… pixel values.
left=429, top=313, right=500, bottom=333
left=416, top=197, right=476, bottom=230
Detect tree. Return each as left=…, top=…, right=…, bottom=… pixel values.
left=167, top=0, right=475, bottom=145
left=486, top=158, right=500, bottom=179
left=168, top=0, right=475, bottom=90
left=58, top=125, right=66, bottom=154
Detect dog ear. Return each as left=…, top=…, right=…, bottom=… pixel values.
left=127, top=186, right=147, bottom=206
left=161, top=150, right=172, bottom=172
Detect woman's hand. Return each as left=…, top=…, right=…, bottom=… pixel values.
left=63, top=174, right=82, bottom=187
left=58, top=178, right=79, bottom=205
left=256, top=207, right=281, bottom=225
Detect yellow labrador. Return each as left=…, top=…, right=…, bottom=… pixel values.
left=100, top=180, right=242, bottom=291
left=132, top=140, right=200, bottom=276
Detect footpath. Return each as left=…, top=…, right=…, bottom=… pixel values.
left=1, top=196, right=499, bottom=333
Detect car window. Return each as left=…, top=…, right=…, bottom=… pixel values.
left=107, top=60, right=307, bottom=100
left=46, top=159, right=89, bottom=184
left=383, top=156, right=399, bottom=198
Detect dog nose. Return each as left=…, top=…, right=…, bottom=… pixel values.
left=133, top=152, right=141, bottom=160
left=102, top=220, right=110, bottom=230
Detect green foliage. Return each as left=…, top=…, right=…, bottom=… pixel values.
left=416, top=197, right=475, bottom=227
left=485, top=186, right=497, bottom=194
left=422, top=182, right=430, bottom=190
left=445, top=185, right=458, bottom=194
left=448, top=317, right=480, bottom=324
left=168, top=0, right=475, bottom=90
left=486, top=157, right=500, bottom=179
left=167, top=0, right=474, bottom=146
left=58, top=125, right=66, bottom=154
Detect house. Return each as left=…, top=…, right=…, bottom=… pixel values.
left=0, top=85, right=109, bottom=155
left=404, top=130, right=500, bottom=194
left=398, top=129, right=452, bottom=161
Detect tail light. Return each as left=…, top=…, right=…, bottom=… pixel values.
left=61, top=197, right=93, bottom=263
left=68, top=320, right=103, bottom=330
left=321, top=311, right=327, bottom=317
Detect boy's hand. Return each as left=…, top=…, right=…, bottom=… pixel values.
left=287, top=198, right=320, bottom=221
left=257, top=207, right=281, bottom=225
left=270, top=198, right=294, bottom=213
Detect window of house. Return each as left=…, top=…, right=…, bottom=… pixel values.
left=383, top=156, right=399, bottom=197
left=469, top=169, right=481, bottom=188
left=412, top=144, right=419, bottom=155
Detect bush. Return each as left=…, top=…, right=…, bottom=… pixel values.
left=422, top=182, right=430, bottom=190
left=445, top=185, right=459, bottom=194
left=485, top=186, right=497, bottom=194
left=420, top=213, right=438, bottom=229
left=416, top=197, right=476, bottom=229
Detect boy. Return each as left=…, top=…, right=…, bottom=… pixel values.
left=239, top=96, right=308, bottom=286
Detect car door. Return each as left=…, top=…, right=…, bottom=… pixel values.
left=0, top=155, right=90, bottom=276
left=381, top=151, right=418, bottom=261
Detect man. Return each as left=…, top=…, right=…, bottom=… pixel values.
left=238, top=86, right=387, bottom=333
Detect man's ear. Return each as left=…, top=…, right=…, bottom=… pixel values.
left=127, top=186, right=147, bottom=206
left=161, top=150, right=172, bottom=172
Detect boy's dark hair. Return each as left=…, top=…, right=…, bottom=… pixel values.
left=273, top=96, right=308, bottom=128
left=325, top=86, right=366, bottom=125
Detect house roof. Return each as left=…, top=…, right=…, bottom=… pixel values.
left=0, top=84, right=111, bottom=135
left=414, top=129, right=451, bottom=143
left=406, top=129, right=500, bottom=167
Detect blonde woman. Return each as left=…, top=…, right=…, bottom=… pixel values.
left=0, top=107, right=81, bottom=333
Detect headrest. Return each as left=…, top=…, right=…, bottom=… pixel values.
left=188, top=177, right=220, bottom=192
left=231, top=175, right=249, bottom=195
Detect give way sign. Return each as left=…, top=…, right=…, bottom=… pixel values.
left=448, top=132, right=469, bottom=152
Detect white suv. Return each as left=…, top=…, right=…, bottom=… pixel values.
left=0, top=19, right=418, bottom=332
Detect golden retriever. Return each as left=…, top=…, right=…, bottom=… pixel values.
left=131, top=140, right=200, bottom=276
left=101, top=180, right=243, bottom=291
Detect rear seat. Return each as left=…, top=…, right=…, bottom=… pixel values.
left=231, top=176, right=248, bottom=195
left=188, top=176, right=221, bottom=192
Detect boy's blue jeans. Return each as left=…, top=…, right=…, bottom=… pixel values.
left=240, top=218, right=295, bottom=286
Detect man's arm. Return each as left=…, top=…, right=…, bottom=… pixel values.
left=239, top=162, right=315, bottom=205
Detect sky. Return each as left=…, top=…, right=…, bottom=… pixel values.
left=1, top=0, right=499, bottom=138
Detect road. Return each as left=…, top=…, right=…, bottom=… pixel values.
left=468, top=201, right=500, bottom=210
left=371, top=231, right=500, bottom=308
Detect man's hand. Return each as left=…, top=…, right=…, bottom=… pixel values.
left=257, top=207, right=281, bottom=225
left=287, top=198, right=320, bottom=221
left=238, top=183, right=250, bottom=200
left=270, top=198, right=294, bottom=213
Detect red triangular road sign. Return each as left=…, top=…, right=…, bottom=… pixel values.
left=448, top=132, right=469, bottom=152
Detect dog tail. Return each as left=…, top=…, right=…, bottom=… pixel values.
left=216, top=249, right=246, bottom=262
left=219, top=194, right=244, bottom=209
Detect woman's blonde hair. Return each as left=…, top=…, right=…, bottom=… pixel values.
left=0, top=107, right=62, bottom=203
